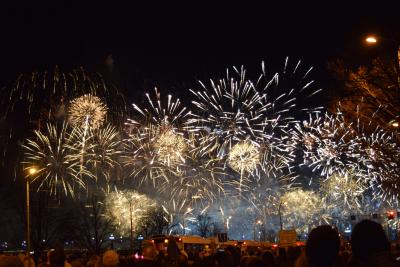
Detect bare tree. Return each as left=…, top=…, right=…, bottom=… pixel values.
left=30, top=191, right=72, bottom=255
left=329, top=56, right=400, bottom=129
left=194, top=214, right=213, bottom=237
left=137, top=206, right=169, bottom=238
left=74, top=195, right=114, bottom=254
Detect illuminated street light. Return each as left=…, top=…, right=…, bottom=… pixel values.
left=364, top=33, right=400, bottom=96
left=392, top=122, right=399, bottom=128
left=365, top=36, right=378, bottom=44
left=28, top=167, right=37, bottom=175
left=25, top=167, right=37, bottom=266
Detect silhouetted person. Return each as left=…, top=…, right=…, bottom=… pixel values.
left=305, top=225, right=340, bottom=267
left=348, top=219, right=399, bottom=267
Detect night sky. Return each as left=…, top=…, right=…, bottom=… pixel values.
left=1, top=3, right=399, bottom=100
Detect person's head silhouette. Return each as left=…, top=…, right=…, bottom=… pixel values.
left=306, top=225, right=340, bottom=267
left=351, top=219, right=390, bottom=261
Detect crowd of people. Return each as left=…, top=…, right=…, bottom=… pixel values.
left=1, top=220, right=400, bottom=267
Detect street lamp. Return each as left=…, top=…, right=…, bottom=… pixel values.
left=129, top=200, right=134, bottom=251
left=364, top=34, right=400, bottom=127
left=278, top=202, right=284, bottom=231
left=25, top=167, right=37, bottom=265
left=365, top=35, right=378, bottom=44
left=253, top=219, right=262, bottom=241
left=363, top=34, right=400, bottom=67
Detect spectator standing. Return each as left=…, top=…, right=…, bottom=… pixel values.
left=348, top=220, right=399, bottom=267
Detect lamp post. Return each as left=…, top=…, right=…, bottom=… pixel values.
left=278, top=202, right=283, bottom=231
left=253, top=220, right=262, bottom=241
left=26, top=167, right=37, bottom=265
left=365, top=34, right=399, bottom=68
left=129, top=200, right=133, bottom=251
left=365, top=34, right=400, bottom=129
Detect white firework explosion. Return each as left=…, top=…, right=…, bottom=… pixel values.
left=320, top=171, right=367, bottom=213
left=290, top=111, right=360, bottom=179
left=22, top=122, right=93, bottom=196
left=280, top=189, right=331, bottom=233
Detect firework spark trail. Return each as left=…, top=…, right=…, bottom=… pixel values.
left=0, top=68, right=126, bottom=174
left=228, top=140, right=261, bottom=192
left=187, top=66, right=267, bottom=158
left=290, top=111, right=361, bottom=181
left=122, top=124, right=169, bottom=187
left=154, top=129, right=187, bottom=167
left=187, top=59, right=322, bottom=183
left=161, top=198, right=195, bottom=234
left=22, top=122, right=94, bottom=196
left=280, top=189, right=331, bottom=233
left=357, top=129, right=400, bottom=201
left=105, top=189, right=156, bottom=235
left=84, top=124, right=122, bottom=182
left=320, top=171, right=367, bottom=214
left=156, top=149, right=227, bottom=207
left=68, top=94, right=108, bottom=145
left=129, top=87, right=190, bottom=128
left=68, top=98, right=107, bottom=129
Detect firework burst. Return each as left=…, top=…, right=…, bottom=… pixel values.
left=280, top=189, right=331, bottom=233
left=157, top=149, right=227, bottom=207
left=123, top=124, right=170, bottom=187
left=161, top=198, right=195, bottom=234
left=320, top=172, right=367, bottom=213
left=84, top=124, right=122, bottom=182
left=357, top=129, right=400, bottom=201
left=68, top=94, right=108, bottom=129
left=0, top=68, right=126, bottom=175
left=228, top=141, right=261, bottom=174
left=188, top=59, right=322, bottom=180
left=22, top=122, right=93, bottom=196
left=290, top=111, right=360, bottom=179
left=187, top=65, right=267, bottom=158
left=105, top=189, right=156, bottom=235
left=154, top=129, right=187, bottom=166
left=129, top=87, right=190, bottom=128
left=124, top=89, right=191, bottom=186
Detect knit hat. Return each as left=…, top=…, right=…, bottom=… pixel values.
left=102, top=250, right=119, bottom=267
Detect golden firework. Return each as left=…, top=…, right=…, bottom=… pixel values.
left=281, top=189, right=330, bottom=233
left=228, top=141, right=260, bottom=174
left=154, top=129, right=187, bottom=166
left=69, top=94, right=107, bottom=129
left=105, top=190, right=155, bottom=235
left=320, top=172, right=366, bottom=210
